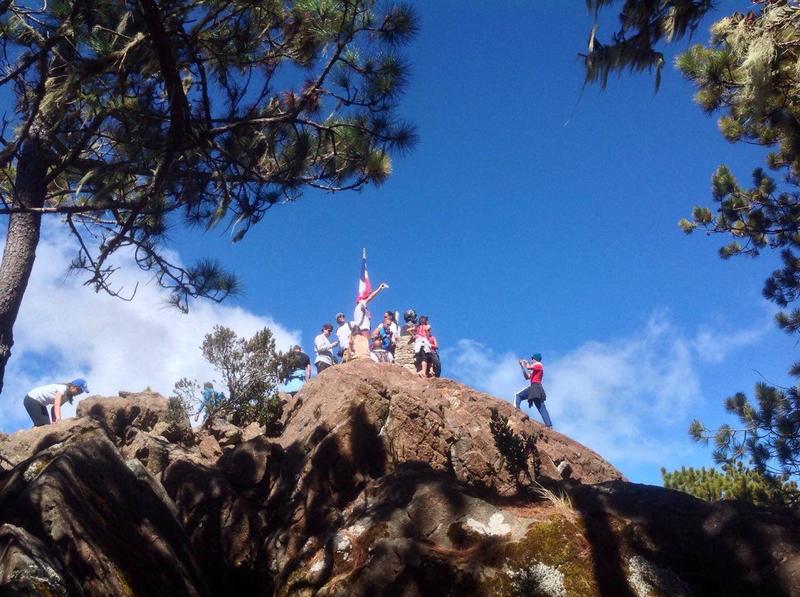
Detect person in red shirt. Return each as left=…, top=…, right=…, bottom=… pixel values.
left=514, top=353, right=552, bottom=428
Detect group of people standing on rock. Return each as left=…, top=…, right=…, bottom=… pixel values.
left=281, top=281, right=442, bottom=397
left=18, top=262, right=551, bottom=430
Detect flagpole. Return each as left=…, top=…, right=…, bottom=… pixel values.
left=362, top=247, right=366, bottom=259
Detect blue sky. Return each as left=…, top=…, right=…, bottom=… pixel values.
left=4, top=0, right=793, bottom=485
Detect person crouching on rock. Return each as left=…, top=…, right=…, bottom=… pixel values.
left=23, top=379, right=89, bottom=427
left=514, top=354, right=552, bottom=428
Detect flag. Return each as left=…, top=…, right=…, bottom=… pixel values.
left=356, top=248, right=372, bottom=303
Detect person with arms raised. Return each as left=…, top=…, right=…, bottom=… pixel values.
left=514, top=353, right=552, bottom=428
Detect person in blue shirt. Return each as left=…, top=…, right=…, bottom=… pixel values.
left=282, top=345, right=311, bottom=396
left=195, top=382, right=224, bottom=422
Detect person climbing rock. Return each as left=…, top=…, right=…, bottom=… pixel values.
left=195, top=382, right=224, bottom=423
left=23, top=379, right=89, bottom=427
left=514, top=353, right=552, bottom=428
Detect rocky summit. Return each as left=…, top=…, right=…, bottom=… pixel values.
left=0, top=360, right=797, bottom=596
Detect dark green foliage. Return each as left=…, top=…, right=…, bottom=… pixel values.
left=489, top=408, right=540, bottom=485
left=173, top=325, right=286, bottom=431
left=165, top=395, right=190, bottom=426
left=662, top=462, right=799, bottom=508
left=584, top=1, right=714, bottom=89
left=0, top=0, right=417, bottom=307
left=689, top=381, right=800, bottom=480
left=669, top=5, right=800, bottom=482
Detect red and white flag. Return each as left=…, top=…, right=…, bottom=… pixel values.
left=356, top=248, right=372, bottom=303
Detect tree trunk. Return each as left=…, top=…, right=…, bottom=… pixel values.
left=0, top=137, right=48, bottom=394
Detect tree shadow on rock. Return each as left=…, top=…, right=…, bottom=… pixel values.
left=163, top=457, right=268, bottom=595
left=0, top=435, right=210, bottom=596
left=570, top=483, right=636, bottom=597
left=488, top=407, right=541, bottom=497
left=573, top=481, right=800, bottom=596
left=268, top=403, right=389, bottom=588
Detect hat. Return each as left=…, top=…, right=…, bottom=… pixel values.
left=530, top=353, right=542, bottom=362
left=70, top=378, right=89, bottom=393
left=335, top=312, right=345, bottom=320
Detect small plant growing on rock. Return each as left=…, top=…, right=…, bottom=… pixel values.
left=489, top=408, right=540, bottom=488
left=166, top=395, right=191, bottom=426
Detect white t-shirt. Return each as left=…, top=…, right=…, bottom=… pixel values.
left=27, top=384, right=68, bottom=406
left=314, top=333, right=338, bottom=365
left=336, top=323, right=351, bottom=352
left=353, top=300, right=371, bottom=331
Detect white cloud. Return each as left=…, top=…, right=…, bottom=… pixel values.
left=692, top=318, right=772, bottom=364
left=1, top=226, right=299, bottom=432
left=443, top=312, right=767, bottom=477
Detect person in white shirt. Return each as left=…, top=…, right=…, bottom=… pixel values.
left=24, top=378, right=89, bottom=427
left=313, top=323, right=339, bottom=374
left=352, top=282, right=389, bottom=332
left=335, top=313, right=351, bottom=362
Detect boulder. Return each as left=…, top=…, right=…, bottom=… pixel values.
left=218, top=436, right=283, bottom=493
left=0, top=417, right=111, bottom=470
left=241, top=421, right=264, bottom=443
left=204, top=418, right=243, bottom=447
left=0, top=363, right=796, bottom=596
left=569, top=481, right=800, bottom=595
left=121, top=426, right=210, bottom=478
left=197, top=433, right=223, bottom=461
left=164, top=458, right=268, bottom=595
left=0, top=433, right=209, bottom=595
left=0, top=524, right=81, bottom=596
left=77, top=390, right=191, bottom=443
left=279, top=360, right=621, bottom=497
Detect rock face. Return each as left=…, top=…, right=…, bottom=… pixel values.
left=0, top=361, right=798, bottom=596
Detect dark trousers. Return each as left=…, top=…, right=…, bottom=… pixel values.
left=316, top=361, right=332, bottom=374
left=24, top=395, right=50, bottom=427
left=429, top=351, right=441, bottom=377
left=514, top=385, right=553, bottom=428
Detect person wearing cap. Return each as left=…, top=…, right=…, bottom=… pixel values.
left=335, top=312, right=351, bottom=362
left=514, top=354, right=552, bottom=428
left=23, top=379, right=89, bottom=427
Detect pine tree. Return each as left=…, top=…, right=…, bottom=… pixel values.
left=0, top=0, right=417, bottom=393
left=583, top=1, right=714, bottom=89
left=662, top=462, right=800, bottom=509
left=673, top=4, right=800, bottom=481
left=589, top=1, right=800, bottom=485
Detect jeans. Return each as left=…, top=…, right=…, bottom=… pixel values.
left=24, top=395, right=50, bottom=427
left=514, top=387, right=553, bottom=428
